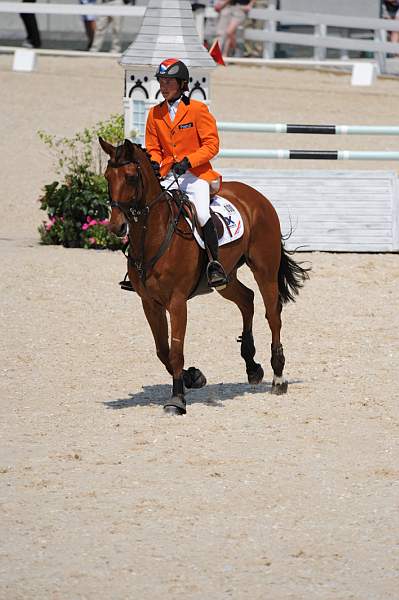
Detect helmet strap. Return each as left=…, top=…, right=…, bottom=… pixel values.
left=167, top=92, right=183, bottom=105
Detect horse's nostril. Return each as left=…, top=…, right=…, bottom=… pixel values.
left=119, top=223, right=127, bottom=237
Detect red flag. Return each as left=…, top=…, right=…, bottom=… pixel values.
left=209, top=39, right=225, bottom=66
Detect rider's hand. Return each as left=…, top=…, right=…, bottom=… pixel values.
left=173, top=157, right=191, bottom=176
left=150, top=160, right=161, bottom=178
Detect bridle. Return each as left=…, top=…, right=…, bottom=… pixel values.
left=107, top=157, right=146, bottom=222
left=106, top=154, right=188, bottom=283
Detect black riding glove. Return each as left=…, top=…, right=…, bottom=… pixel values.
left=150, top=160, right=161, bottom=178
left=173, top=157, right=191, bottom=176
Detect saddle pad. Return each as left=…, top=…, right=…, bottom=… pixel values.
left=187, top=195, right=244, bottom=249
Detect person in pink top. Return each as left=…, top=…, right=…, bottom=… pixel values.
left=215, top=0, right=255, bottom=57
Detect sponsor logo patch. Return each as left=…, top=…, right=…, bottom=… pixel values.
left=179, top=122, right=193, bottom=129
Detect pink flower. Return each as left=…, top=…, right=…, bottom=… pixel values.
left=89, top=237, right=96, bottom=244
left=82, top=223, right=89, bottom=230
left=45, top=221, right=53, bottom=231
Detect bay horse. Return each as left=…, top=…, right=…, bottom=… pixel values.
left=100, top=137, right=310, bottom=415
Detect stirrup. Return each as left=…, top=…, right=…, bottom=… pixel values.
left=119, top=274, right=135, bottom=292
left=206, top=260, right=228, bottom=290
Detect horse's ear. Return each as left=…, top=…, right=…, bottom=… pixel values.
left=124, top=138, right=135, bottom=160
left=124, top=138, right=134, bottom=152
left=99, top=137, right=115, bottom=157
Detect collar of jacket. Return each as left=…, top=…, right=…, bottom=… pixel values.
left=160, top=94, right=191, bottom=130
left=166, top=93, right=190, bottom=106
left=159, top=94, right=190, bottom=107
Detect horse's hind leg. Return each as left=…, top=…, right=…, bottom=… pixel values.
left=217, top=274, right=264, bottom=385
left=251, top=270, right=288, bottom=394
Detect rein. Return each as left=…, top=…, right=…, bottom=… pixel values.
left=107, top=156, right=187, bottom=284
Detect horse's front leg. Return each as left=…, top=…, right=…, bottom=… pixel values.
left=163, top=296, right=188, bottom=416
left=141, top=298, right=173, bottom=376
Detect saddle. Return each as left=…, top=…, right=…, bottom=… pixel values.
left=169, top=189, right=226, bottom=240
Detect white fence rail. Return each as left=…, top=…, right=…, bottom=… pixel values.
left=0, top=1, right=145, bottom=45
left=0, top=2, right=145, bottom=17
left=243, top=7, right=399, bottom=72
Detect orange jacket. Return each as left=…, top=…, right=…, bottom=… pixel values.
left=145, top=96, right=220, bottom=183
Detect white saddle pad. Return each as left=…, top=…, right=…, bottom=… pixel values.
left=187, top=195, right=244, bottom=249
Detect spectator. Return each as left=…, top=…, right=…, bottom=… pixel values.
left=79, top=0, right=97, bottom=51
left=215, top=0, right=255, bottom=57
left=20, top=0, right=41, bottom=49
left=90, top=0, right=127, bottom=53
left=383, top=0, right=399, bottom=51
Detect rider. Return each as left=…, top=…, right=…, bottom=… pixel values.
left=145, top=57, right=228, bottom=289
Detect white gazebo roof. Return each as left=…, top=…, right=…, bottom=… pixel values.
left=120, top=0, right=216, bottom=70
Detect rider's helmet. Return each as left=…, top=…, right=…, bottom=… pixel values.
left=155, top=58, right=190, bottom=84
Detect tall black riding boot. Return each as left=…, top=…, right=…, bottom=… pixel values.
left=202, top=218, right=228, bottom=289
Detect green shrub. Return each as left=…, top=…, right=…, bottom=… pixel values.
left=37, top=114, right=135, bottom=249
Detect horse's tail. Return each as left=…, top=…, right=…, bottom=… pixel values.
left=278, top=241, right=311, bottom=304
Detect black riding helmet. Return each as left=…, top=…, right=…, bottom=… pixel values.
left=155, top=58, right=190, bottom=92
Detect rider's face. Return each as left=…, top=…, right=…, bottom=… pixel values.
left=159, top=77, right=181, bottom=102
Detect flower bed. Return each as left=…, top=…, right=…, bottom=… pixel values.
left=37, top=114, right=134, bottom=250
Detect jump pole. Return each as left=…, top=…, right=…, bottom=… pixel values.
left=218, top=149, right=399, bottom=160
left=217, top=122, right=399, bottom=136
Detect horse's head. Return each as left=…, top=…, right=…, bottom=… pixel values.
left=99, top=137, right=160, bottom=237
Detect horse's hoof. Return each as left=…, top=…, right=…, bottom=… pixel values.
left=183, top=367, right=207, bottom=389
left=247, top=364, right=264, bottom=385
left=163, top=395, right=186, bottom=415
left=271, top=380, right=288, bottom=395
left=163, top=405, right=186, bottom=416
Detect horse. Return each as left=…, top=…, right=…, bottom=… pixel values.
left=99, top=137, right=310, bottom=415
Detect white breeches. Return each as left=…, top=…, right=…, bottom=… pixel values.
left=163, top=171, right=211, bottom=226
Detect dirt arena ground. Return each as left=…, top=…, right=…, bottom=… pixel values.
left=1, top=55, right=399, bottom=599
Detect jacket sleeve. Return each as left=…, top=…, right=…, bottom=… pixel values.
left=145, top=109, right=163, bottom=164
left=186, top=103, right=219, bottom=168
